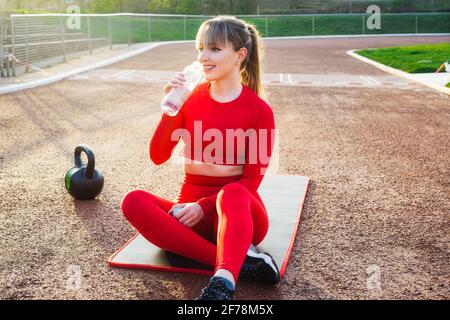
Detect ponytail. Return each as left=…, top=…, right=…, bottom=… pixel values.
left=240, top=23, right=266, bottom=100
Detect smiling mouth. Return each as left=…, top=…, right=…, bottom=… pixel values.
left=204, top=65, right=216, bottom=71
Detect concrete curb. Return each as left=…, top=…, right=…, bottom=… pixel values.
left=347, top=49, right=450, bottom=96
left=0, top=42, right=172, bottom=95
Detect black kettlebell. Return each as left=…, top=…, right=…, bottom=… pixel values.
left=65, top=144, right=104, bottom=200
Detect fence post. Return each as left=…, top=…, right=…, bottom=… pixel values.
left=0, top=17, right=3, bottom=77
left=362, top=14, right=365, bottom=35
left=87, top=16, right=92, bottom=54
left=24, top=18, right=30, bottom=72
left=11, top=17, right=14, bottom=58
left=108, top=16, right=112, bottom=49
left=415, top=13, right=418, bottom=34
left=265, top=15, right=268, bottom=37
left=183, top=15, right=186, bottom=40
left=61, top=16, right=66, bottom=62
left=147, top=15, right=151, bottom=42
left=127, top=15, right=130, bottom=45
left=312, top=15, right=315, bottom=36
left=11, top=17, right=15, bottom=76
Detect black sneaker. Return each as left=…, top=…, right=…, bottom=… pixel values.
left=239, top=246, right=281, bottom=285
left=197, top=277, right=235, bottom=300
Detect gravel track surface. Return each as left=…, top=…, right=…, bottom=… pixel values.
left=0, top=35, right=449, bottom=300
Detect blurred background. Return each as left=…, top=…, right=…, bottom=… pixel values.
left=0, top=0, right=449, bottom=15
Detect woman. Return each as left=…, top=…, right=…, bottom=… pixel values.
left=121, top=15, right=279, bottom=300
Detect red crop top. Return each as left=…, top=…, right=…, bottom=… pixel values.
left=149, top=82, right=276, bottom=217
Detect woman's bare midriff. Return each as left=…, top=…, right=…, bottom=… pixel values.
left=184, top=159, right=243, bottom=177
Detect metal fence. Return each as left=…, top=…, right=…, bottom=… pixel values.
left=1, top=12, right=449, bottom=77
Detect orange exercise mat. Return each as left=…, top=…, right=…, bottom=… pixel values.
left=108, top=175, right=309, bottom=278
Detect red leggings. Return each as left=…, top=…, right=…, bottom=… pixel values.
left=120, top=173, right=269, bottom=282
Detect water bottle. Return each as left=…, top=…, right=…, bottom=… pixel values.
left=160, top=61, right=204, bottom=116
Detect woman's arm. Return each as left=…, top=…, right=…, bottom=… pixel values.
left=196, top=105, right=276, bottom=217
left=149, top=112, right=184, bottom=165
left=149, top=72, right=187, bottom=165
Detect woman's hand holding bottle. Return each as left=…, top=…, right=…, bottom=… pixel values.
left=169, top=203, right=204, bottom=228
left=163, top=72, right=186, bottom=95
left=160, top=61, right=204, bottom=116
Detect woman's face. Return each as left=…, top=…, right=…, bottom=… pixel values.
left=197, top=41, right=242, bottom=82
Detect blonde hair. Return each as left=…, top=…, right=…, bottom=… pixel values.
left=196, top=15, right=266, bottom=100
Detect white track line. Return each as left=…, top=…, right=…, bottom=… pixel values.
left=287, top=73, right=293, bottom=83
left=71, top=75, right=89, bottom=80
left=104, top=69, right=131, bottom=79
left=360, top=75, right=379, bottom=85
left=116, top=70, right=135, bottom=79
left=366, top=76, right=382, bottom=85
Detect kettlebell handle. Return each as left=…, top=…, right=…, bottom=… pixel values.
left=74, top=144, right=96, bottom=180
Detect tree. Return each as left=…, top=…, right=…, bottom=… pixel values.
left=90, top=0, right=120, bottom=13
left=175, top=0, right=202, bottom=15
left=148, top=0, right=172, bottom=14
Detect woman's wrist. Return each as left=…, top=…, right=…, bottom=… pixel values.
left=194, top=203, right=204, bottom=219
left=196, top=198, right=211, bottom=217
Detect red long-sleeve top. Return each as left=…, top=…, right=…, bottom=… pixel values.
left=150, top=82, right=275, bottom=217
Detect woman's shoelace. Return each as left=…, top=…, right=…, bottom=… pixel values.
left=200, top=279, right=233, bottom=299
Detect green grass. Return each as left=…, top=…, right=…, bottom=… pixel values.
left=356, top=43, right=450, bottom=73
left=447, top=83, right=450, bottom=88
